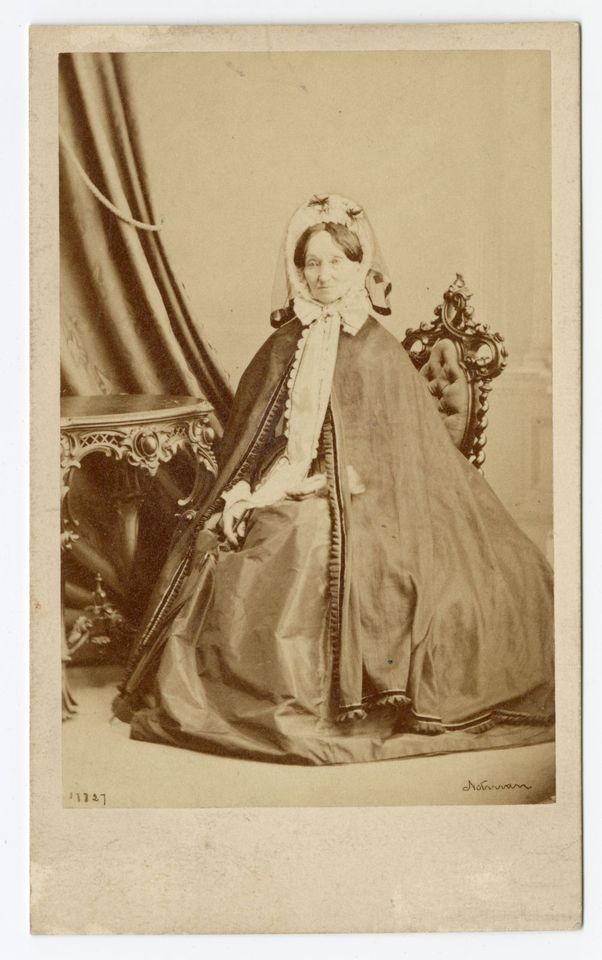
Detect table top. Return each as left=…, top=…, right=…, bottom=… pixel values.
left=60, top=394, right=214, bottom=428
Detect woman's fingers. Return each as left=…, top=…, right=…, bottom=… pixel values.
left=204, top=511, right=222, bottom=531
left=222, top=505, right=249, bottom=547
left=221, top=512, right=237, bottom=546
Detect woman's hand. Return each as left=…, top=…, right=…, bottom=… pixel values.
left=220, top=499, right=250, bottom=548
left=203, top=511, right=222, bottom=532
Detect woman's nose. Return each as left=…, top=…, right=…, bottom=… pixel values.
left=318, top=263, right=334, bottom=282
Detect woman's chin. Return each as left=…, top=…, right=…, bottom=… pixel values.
left=313, top=290, right=340, bottom=304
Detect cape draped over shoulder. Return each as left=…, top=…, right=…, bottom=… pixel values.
left=116, top=313, right=555, bottom=762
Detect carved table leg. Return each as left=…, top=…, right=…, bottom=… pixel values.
left=111, top=468, right=148, bottom=579
left=59, top=402, right=217, bottom=722
left=61, top=561, right=78, bottom=721
left=62, top=629, right=78, bottom=720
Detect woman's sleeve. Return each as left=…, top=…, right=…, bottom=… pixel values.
left=221, top=479, right=253, bottom=512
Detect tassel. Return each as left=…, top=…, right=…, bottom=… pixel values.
left=111, top=692, right=133, bottom=723
left=346, top=465, right=366, bottom=496
left=336, top=693, right=411, bottom=723
left=406, top=719, right=445, bottom=735
left=368, top=692, right=411, bottom=710
left=463, top=717, right=498, bottom=735
left=336, top=706, right=368, bottom=723
left=493, top=710, right=555, bottom=726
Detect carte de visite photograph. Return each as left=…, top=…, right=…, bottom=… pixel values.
left=55, top=46, right=559, bottom=808
left=29, top=21, right=583, bottom=936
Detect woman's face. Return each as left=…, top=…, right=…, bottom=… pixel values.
left=302, top=231, right=362, bottom=304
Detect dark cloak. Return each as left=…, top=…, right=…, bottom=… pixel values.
left=115, top=315, right=554, bottom=742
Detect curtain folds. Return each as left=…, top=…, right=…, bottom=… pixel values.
left=59, top=53, right=233, bottom=655
left=59, top=52, right=232, bottom=423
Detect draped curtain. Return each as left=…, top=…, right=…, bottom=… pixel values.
left=59, top=52, right=232, bottom=422
left=59, top=53, right=233, bottom=653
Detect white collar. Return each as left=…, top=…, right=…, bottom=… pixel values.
left=292, top=291, right=370, bottom=337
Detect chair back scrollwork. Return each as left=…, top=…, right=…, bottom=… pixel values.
left=402, top=274, right=508, bottom=470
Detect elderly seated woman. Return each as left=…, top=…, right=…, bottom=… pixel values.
left=113, top=194, right=554, bottom=766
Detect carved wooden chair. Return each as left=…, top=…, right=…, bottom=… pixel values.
left=402, top=274, right=508, bottom=471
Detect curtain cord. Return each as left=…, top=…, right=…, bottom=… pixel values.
left=59, top=126, right=162, bottom=232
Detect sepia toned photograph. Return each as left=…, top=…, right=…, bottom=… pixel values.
left=29, top=22, right=582, bottom=935
left=57, top=46, right=557, bottom=807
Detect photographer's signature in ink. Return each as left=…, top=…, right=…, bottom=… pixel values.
left=462, top=778, right=532, bottom=792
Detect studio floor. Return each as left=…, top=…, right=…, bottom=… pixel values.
left=62, top=665, right=556, bottom=808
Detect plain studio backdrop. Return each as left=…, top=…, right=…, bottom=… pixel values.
left=124, top=50, right=552, bottom=554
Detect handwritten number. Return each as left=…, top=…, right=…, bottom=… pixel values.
left=68, top=791, right=107, bottom=806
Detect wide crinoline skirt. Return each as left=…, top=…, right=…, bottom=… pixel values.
left=129, top=494, right=554, bottom=765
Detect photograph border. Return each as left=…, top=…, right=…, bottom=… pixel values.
left=30, top=22, right=581, bottom=934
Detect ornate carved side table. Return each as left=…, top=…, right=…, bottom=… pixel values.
left=60, top=395, right=216, bottom=718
